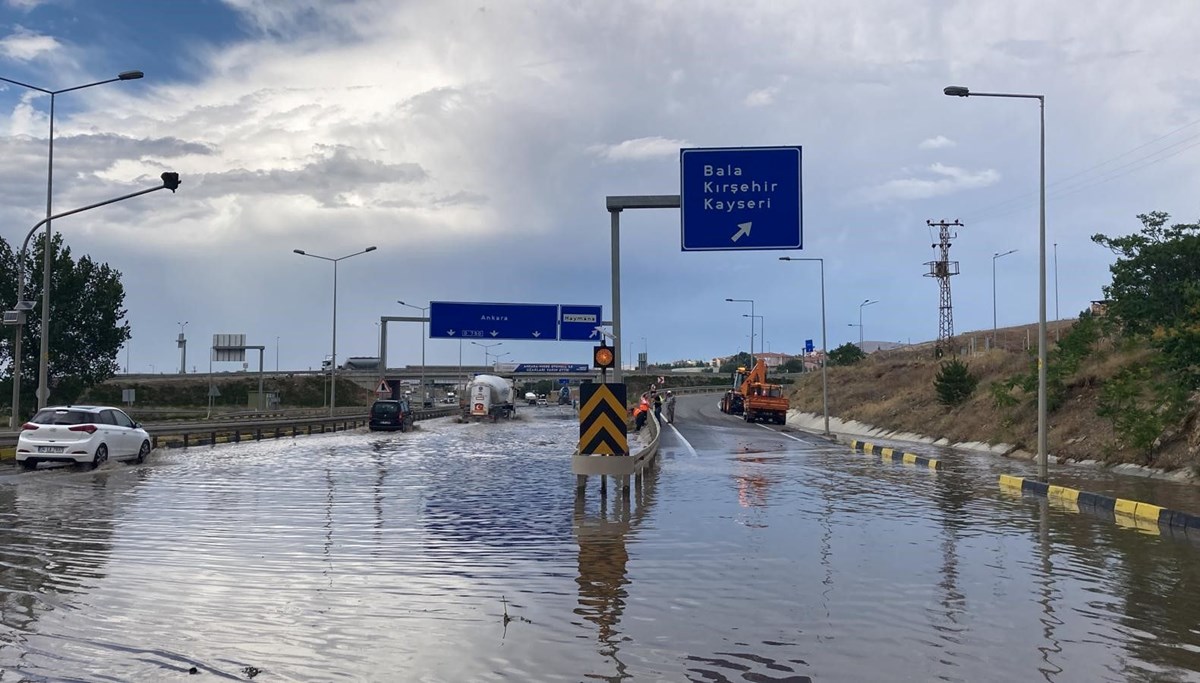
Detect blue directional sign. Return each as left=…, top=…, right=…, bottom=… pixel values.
left=429, top=301, right=558, bottom=341
left=805, top=339, right=814, bottom=353
left=680, top=146, right=802, bottom=251
left=559, top=304, right=603, bottom=341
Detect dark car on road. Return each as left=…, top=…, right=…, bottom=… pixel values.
left=369, top=399, right=415, bottom=432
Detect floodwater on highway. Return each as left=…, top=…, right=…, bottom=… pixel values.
left=0, top=395, right=1199, bottom=682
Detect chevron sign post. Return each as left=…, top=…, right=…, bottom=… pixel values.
left=578, top=383, right=628, bottom=455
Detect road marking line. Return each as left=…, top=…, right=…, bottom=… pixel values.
left=755, top=423, right=806, bottom=442
left=666, top=422, right=699, bottom=457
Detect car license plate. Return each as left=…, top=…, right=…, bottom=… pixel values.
left=37, top=446, right=64, bottom=453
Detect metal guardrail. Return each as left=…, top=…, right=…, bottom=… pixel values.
left=0, top=406, right=459, bottom=450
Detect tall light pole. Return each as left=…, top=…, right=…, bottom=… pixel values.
left=945, top=84, right=1048, bottom=481
left=779, top=257, right=830, bottom=435
left=493, top=351, right=511, bottom=370
left=6, top=173, right=176, bottom=425
left=992, top=249, right=1018, bottom=339
left=1, top=71, right=145, bottom=410
left=176, top=321, right=189, bottom=374
left=275, top=336, right=280, bottom=372
left=293, top=246, right=377, bottom=415
left=398, top=301, right=429, bottom=406
left=725, top=298, right=755, bottom=362
left=743, top=314, right=764, bottom=360
left=640, top=336, right=647, bottom=370
left=857, top=299, right=878, bottom=349
left=471, top=341, right=502, bottom=367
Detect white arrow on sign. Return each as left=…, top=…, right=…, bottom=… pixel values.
left=490, top=330, right=499, bottom=337
left=532, top=331, right=541, bottom=338
left=447, top=329, right=456, bottom=336
left=731, top=221, right=752, bottom=242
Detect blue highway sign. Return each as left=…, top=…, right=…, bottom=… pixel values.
left=430, top=301, right=558, bottom=341
left=805, top=339, right=814, bottom=353
left=559, top=304, right=603, bottom=341
left=680, top=146, right=802, bottom=251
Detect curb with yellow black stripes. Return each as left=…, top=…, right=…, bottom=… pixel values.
left=847, top=439, right=942, bottom=470
left=1000, top=474, right=1200, bottom=533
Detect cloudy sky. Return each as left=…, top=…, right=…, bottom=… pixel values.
left=2, top=0, right=1198, bottom=375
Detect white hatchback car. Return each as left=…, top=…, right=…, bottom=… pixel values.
left=16, top=405, right=152, bottom=470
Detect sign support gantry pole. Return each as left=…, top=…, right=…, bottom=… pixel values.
left=606, top=195, right=681, bottom=382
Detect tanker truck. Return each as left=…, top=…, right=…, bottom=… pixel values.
left=464, top=374, right=517, bottom=420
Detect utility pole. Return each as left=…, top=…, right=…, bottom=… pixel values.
left=177, top=321, right=188, bottom=374
left=924, top=219, right=962, bottom=356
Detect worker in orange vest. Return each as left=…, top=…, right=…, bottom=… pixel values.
left=633, top=401, right=649, bottom=431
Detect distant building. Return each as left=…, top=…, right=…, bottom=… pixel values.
left=1090, top=300, right=1112, bottom=316
left=711, top=352, right=796, bottom=369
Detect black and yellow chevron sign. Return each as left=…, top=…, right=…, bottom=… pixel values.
left=578, top=383, right=628, bottom=455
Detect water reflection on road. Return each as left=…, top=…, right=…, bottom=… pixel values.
left=0, top=399, right=1195, bottom=681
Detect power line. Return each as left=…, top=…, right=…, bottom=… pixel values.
left=962, top=114, right=1200, bottom=224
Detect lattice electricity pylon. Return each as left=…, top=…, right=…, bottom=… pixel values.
left=924, top=219, right=962, bottom=356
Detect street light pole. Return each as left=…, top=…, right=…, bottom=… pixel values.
left=471, top=341, right=502, bottom=368
left=0, top=71, right=145, bottom=410
left=398, top=301, right=429, bottom=407
left=944, top=84, right=1048, bottom=481
left=293, top=246, right=378, bottom=416
left=858, top=299, right=878, bottom=349
left=779, top=257, right=830, bottom=435
left=743, top=314, right=764, bottom=359
left=6, top=175, right=176, bottom=426
left=992, top=249, right=1018, bottom=340
left=725, top=298, right=755, bottom=362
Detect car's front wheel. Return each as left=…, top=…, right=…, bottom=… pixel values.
left=91, top=444, right=108, bottom=470
left=134, top=440, right=151, bottom=464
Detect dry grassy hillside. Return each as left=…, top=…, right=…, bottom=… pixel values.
left=787, top=322, right=1200, bottom=474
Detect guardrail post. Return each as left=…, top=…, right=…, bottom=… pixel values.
left=255, top=428, right=262, bottom=441
left=209, top=431, right=216, bottom=446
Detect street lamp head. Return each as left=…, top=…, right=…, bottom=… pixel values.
left=724, top=298, right=734, bottom=302
left=944, top=85, right=970, bottom=97
left=365, top=246, right=377, bottom=252
left=118, top=71, right=145, bottom=81
left=293, top=249, right=306, bottom=255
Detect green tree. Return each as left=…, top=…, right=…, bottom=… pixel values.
left=1093, top=212, right=1200, bottom=389
left=0, top=233, right=131, bottom=415
left=719, top=351, right=753, bottom=373
left=827, top=343, right=866, bottom=366
left=780, top=358, right=806, bottom=373
left=934, top=358, right=978, bottom=407
left=1092, top=212, right=1200, bottom=337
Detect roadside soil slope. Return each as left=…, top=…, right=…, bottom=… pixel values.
left=787, top=321, right=1200, bottom=476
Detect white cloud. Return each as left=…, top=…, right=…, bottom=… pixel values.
left=862, top=163, right=1000, bottom=202
left=589, top=136, right=691, bottom=162
left=4, top=0, right=48, bottom=10
left=744, top=86, right=779, bottom=107
left=0, top=27, right=60, bottom=61
left=2, top=0, right=1200, bottom=372
left=918, top=135, right=955, bottom=150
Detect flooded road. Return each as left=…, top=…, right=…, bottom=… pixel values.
left=0, top=395, right=1198, bottom=681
